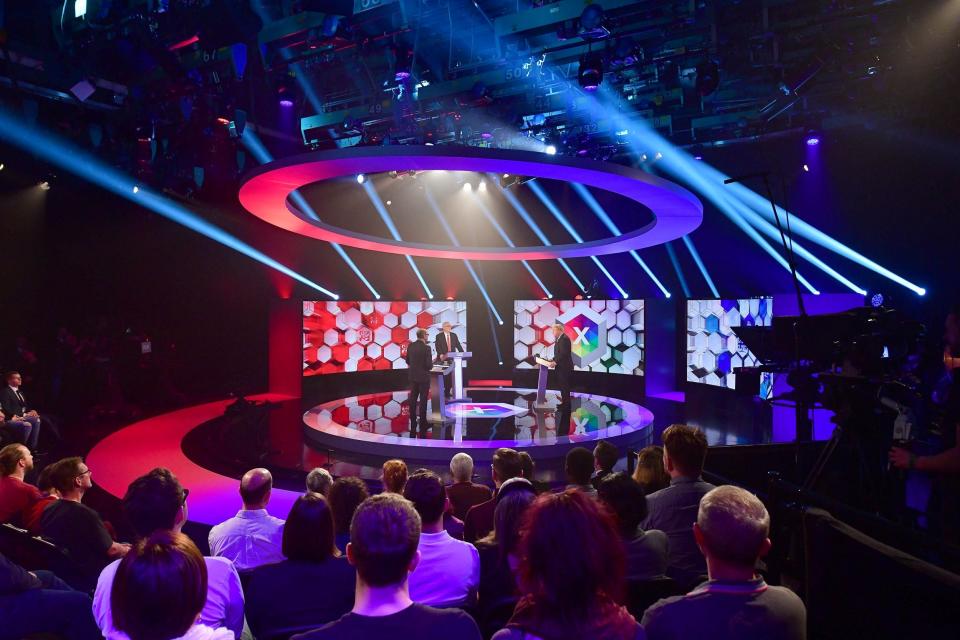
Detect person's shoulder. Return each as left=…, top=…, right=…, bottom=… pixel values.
left=204, top=554, right=240, bottom=578
left=490, top=628, right=524, bottom=640
left=95, top=557, right=122, bottom=592
left=640, top=592, right=689, bottom=627
left=411, top=603, right=480, bottom=629
left=764, top=584, right=806, bottom=608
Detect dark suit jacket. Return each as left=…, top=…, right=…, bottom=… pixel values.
left=406, top=340, right=433, bottom=384
left=0, top=387, right=28, bottom=419
left=447, top=481, right=493, bottom=521
left=434, top=331, right=464, bottom=358
left=463, top=496, right=496, bottom=543
left=554, top=333, right=574, bottom=377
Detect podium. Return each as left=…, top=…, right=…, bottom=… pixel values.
left=428, top=363, right=454, bottom=424
left=534, top=357, right=556, bottom=409
left=446, top=351, right=472, bottom=402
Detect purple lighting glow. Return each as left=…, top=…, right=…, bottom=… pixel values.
left=805, top=135, right=821, bottom=146
left=279, top=98, right=294, bottom=107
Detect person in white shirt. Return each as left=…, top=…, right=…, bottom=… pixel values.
left=111, top=530, right=234, bottom=640
left=93, top=468, right=244, bottom=640
left=403, top=469, right=479, bottom=607
left=208, top=468, right=285, bottom=572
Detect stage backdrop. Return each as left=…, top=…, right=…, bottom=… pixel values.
left=686, top=298, right=773, bottom=398
left=303, top=301, right=467, bottom=375
left=514, top=300, right=645, bottom=375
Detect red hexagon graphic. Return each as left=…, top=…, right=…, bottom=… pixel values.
left=416, top=312, right=433, bottom=328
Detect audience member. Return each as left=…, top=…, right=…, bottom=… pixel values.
left=464, top=448, right=522, bottom=542
left=642, top=424, right=715, bottom=586
left=404, top=469, right=479, bottom=607
left=632, top=446, right=670, bottom=495
left=246, top=494, right=355, bottom=638
left=592, top=441, right=619, bottom=489
left=382, top=459, right=408, bottom=494
left=93, top=468, right=244, bottom=640
left=329, top=476, right=369, bottom=552
left=446, top=452, right=492, bottom=520
left=642, top=485, right=806, bottom=640
left=24, top=460, right=60, bottom=534
left=306, top=467, right=334, bottom=496
left=208, top=468, right=285, bottom=572
left=518, top=451, right=548, bottom=494
left=0, top=444, right=42, bottom=527
left=0, top=372, right=42, bottom=450
left=0, top=550, right=101, bottom=640
left=40, top=457, right=130, bottom=591
left=111, top=531, right=234, bottom=640
left=494, top=490, right=641, bottom=640
left=565, top=447, right=597, bottom=496
left=598, top=473, right=668, bottom=581
left=0, top=410, right=38, bottom=451
left=291, top=494, right=481, bottom=640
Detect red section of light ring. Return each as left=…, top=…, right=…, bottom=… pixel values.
left=238, top=146, right=703, bottom=261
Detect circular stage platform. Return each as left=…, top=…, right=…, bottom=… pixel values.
left=303, top=386, right=655, bottom=462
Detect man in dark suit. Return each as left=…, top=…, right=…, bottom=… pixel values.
left=406, top=329, right=433, bottom=434
left=1, top=372, right=41, bottom=450
left=549, top=323, right=574, bottom=437
left=463, top=447, right=523, bottom=543
left=434, top=322, right=464, bottom=360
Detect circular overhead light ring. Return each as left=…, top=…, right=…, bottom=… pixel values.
left=238, top=145, right=703, bottom=261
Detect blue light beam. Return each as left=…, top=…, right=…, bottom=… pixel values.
left=362, top=181, right=433, bottom=299
left=664, top=242, right=692, bottom=298
left=0, top=108, right=338, bottom=299
left=681, top=236, right=720, bottom=298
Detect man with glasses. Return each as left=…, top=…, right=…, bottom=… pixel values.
left=39, top=457, right=130, bottom=591
left=92, top=467, right=244, bottom=640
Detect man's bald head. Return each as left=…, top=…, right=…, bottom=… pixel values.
left=240, top=468, right=273, bottom=509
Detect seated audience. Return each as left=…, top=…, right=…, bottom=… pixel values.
left=246, top=493, right=355, bottom=638
left=0, top=444, right=41, bottom=527
left=0, top=550, right=101, bottom=640
left=306, top=467, right=334, bottom=496
left=592, top=441, right=619, bottom=489
left=0, top=372, right=42, bottom=450
left=329, top=476, right=369, bottom=553
left=642, top=485, right=806, bottom=640
left=494, top=490, right=641, bottom=640
left=208, top=467, right=285, bottom=572
left=25, top=460, right=60, bottom=534
left=446, top=452, right=492, bottom=520
left=475, top=479, right=536, bottom=623
left=112, top=531, right=234, bottom=640
left=564, top=447, right=597, bottom=496
left=518, top=451, right=548, bottom=494
left=642, top=424, right=715, bottom=586
left=40, top=457, right=130, bottom=591
left=93, top=468, right=244, bottom=640
left=465, top=448, right=522, bottom=542
left=632, top=446, right=670, bottom=495
left=598, top=473, right=669, bottom=581
left=291, top=494, right=481, bottom=640
left=382, top=459, right=408, bottom=494
left=404, top=469, right=480, bottom=607
left=0, top=411, right=39, bottom=451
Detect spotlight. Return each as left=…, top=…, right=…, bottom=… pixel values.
left=0, top=163, right=4, bottom=170
left=478, top=180, right=486, bottom=192
left=694, top=155, right=703, bottom=160
left=870, top=293, right=884, bottom=308
left=805, top=132, right=821, bottom=146
left=132, top=185, right=140, bottom=193
left=393, top=46, right=412, bottom=82
left=578, top=52, right=604, bottom=91
left=545, top=145, right=557, bottom=155
left=279, top=98, right=294, bottom=108
left=802, top=164, right=810, bottom=172
left=462, top=183, right=473, bottom=192
left=356, top=174, right=365, bottom=184
left=38, top=180, right=50, bottom=190
left=654, top=152, right=663, bottom=160
left=386, top=200, right=392, bottom=205
left=503, top=173, right=509, bottom=178
left=640, top=153, right=648, bottom=162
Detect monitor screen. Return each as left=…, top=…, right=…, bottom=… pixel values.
left=303, top=300, right=467, bottom=375
left=514, top=299, right=644, bottom=375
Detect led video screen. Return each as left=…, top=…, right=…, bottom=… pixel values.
left=514, top=300, right=644, bottom=375
left=303, top=301, right=467, bottom=375
left=686, top=298, right=773, bottom=398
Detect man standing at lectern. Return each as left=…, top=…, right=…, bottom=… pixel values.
left=407, top=329, right=433, bottom=434
left=550, top=322, right=573, bottom=411
left=435, top=322, right=463, bottom=398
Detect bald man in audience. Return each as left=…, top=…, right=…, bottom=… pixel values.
left=209, top=467, right=286, bottom=572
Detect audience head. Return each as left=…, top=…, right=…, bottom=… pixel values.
left=695, top=485, right=771, bottom=569
left=0, top=444, right=32, bottom=477
left=661, top=424, right=708, bottom=478
left=123, top=468, right=187, bottom=539
left=305, top=467, right=334, bottom=496
left=593, top=441, right=618, bottom=473
left=449, top=452, right=474, bottom=483
left=5, top=371, right=21, bottom=387
left=347, top=494, right=421, bottom=587
left=518, top=451, right=535, bottom=483
left=111, top=531, right=207, bottom=640
left=491, top=447, right=523, bottom=488
left=402, top=469, right=446, bottom=527
left=283, top=493, right=339, bottom=562
left=518, top=490, right=625, bottom=620
left=485, top=482, right=535, bottom=564
left=597, top=473, right=648, bottom=536
left=239, top=468, right=273, bottom=510
left=632, top=445, right=670, bottom=494
left=36, top=461, right=61, bottom=496
left=564, top=447, right=594, bottom=487
left=51, top=456, right=92, bottom=499
left=382, top=459, right=408, bottom=494
left=329, top=476, right=370, bottom=535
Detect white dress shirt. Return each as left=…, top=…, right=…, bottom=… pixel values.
left=94, top=555, right=244, bottom=640
left=408, top=530, right=480, bottom=607
left=208, top=508, right=285, bottom=571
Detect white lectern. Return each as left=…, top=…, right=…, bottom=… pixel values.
left=447, top=351, right=472, bottom=402
left=428, top=363, right=454, bottom=424
left=534, top=356, right=556, bottom=409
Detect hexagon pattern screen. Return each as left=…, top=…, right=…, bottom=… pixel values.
left=303, top=301, right=467, bottom=375
left=686, top=298, right=773, bottom=394
left=514, top=300, right=645, bottom=375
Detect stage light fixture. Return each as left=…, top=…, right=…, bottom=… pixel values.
left=870, top=293, right=885, bottom=308
left=132, top=185, right=139, bottom=193
left=545, top=145, right=557, bottom=155
left=386, top=200, right=392, bottom=205
left=0, top=163, right=4, bottom=170
left=803, top=164, right=810, bottom=172
left=463, top=182, right=473, bottom=192
left=578, top=52, right=604, bottom=91
left=356, top=174, right=365, bottom=184
left=38, top=181, right=50, bottom=191
left=805, top=132, right=821, bottom=146
left=478, top=180, right=486, bottom=192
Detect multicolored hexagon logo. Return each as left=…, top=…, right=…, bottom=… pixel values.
left=557, top=306, right=607, bottom=368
